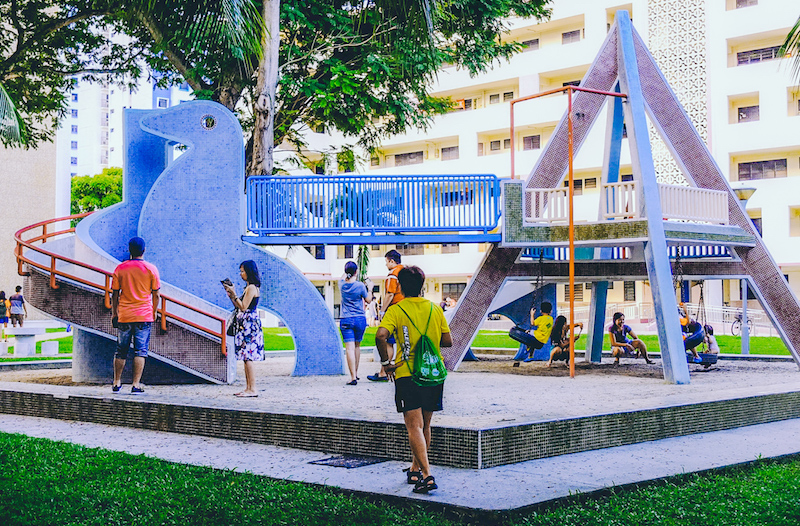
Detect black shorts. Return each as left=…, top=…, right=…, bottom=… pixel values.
left=528, top=338, right=545, bottom=350
left=394, top=377, right=444, bottom=413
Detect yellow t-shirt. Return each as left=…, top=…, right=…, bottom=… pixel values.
left=379, top=297, right=450, bottom=380
left=533, top=314, right=553, bottom=344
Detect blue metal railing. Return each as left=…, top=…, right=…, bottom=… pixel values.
left=247, top=174, right=501, bottom=236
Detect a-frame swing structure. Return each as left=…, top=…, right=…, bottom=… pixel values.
left=444, top=11, right=800, bottom=384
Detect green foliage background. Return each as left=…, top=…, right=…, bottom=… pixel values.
left=70, top=167, right=123, bottom=215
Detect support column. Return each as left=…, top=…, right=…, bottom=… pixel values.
left=741, top=279, right=750, bottom=355
left=586, top=281, right=608, bottom=363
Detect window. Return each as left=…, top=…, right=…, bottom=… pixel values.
left=736, top=0, right=757, bottom=7
left=562, top=30, right=581, bottom=44
left=790, top=207, right=800, bottom=237
left=522, top=38, right=539, bottom=51
left=314, top=123, right=325, bottom=133
left=395, top=151, right=424, bottom=166
left=315, top=165, right=325, bottom=174
left=442, top=283, right=466, bottom=300
left=621, top=174, right=634, bottom=182
left=315, top=285, right=325, bottom=297
left=344, top=245, right=354, bottom=259
left=565, top=283, right=584, bottom=302
left=71, top=125, right=78, bottom=134
left=307, top=245, right=325, bottom=259
left=585, top=177, right=597, bottom=189
left=738, top=159, right=787, bottom=180
left=71, top=93, right=78, bottom=102
left=489, top=94, right=500, bottom=104
left=622, top=123, right=628, bottom=138
left=156, top=97, right=169, bottom=109
left=441, top=146, right=459, bottom=161
left=751, top=216, right=763, bottom=236
left=371, top=156, right=380, bottom=166
left=503, top=91, right=514, bottom=102
left=396, top=243, right=424, bottom=256
left=70, top=157, right=77, bottom=165
left=464, top=99, right=473, bottom=110
left=563, top=179, right=583, bottom=195
left=737, top=46, right=781, bottom=65
left=477, top=143, right=484, bottom=156
left=503, top=138, right=511, bottom=149
left=372, top=245, right=381, bottom=251
left=70, top=141, right=77, bottom=150
left=71, top=109, right=78, bottom=118
left=738, top=105, right=759, bottom=122
left=179, top=82, right=191, bottom=91
left=70, top=173, right=77, bottom=177
left=624, top=281, right=636, bottom=301
left=562, top=80, right=581, bottom=88
left=490, top=140, right=501, bottom=151
left=441, top=244, right=459, bottom=254
left=523, top=135, right=541, bottom=150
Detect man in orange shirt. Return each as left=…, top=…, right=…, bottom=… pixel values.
left=111, top=237, right=161, bottom=394
left=368, top=249, right=404, bottom=382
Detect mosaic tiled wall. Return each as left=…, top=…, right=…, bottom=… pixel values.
left=24, top=266, right=227, bottom=383
left=647, top=0, right=706, bottom=185
left=3, top=388, right=800, bottom=469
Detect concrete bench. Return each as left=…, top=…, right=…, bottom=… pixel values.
left=6, top=327, right=47, bottom=357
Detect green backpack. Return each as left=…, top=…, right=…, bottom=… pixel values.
left=397, top=304, right=447, bottom=387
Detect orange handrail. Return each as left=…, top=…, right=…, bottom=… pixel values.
left=14, top=213, right=228, bottom=356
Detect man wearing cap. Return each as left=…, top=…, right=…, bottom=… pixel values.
left=111, top=237, right=161, bottom=394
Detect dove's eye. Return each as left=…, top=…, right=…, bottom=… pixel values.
left=201, top=115, right=217, bottom=131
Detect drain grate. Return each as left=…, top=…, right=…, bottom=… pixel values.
left=308, top=455, right=388, bottom=469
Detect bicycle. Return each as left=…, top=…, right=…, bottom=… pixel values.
left=730, top=312, right=754, bottom=337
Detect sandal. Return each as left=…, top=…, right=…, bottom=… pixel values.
left=403, top=468, right=422, bottom=485
left=412, top=475, right=438, bottom=494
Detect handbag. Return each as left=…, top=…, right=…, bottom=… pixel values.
left=226, top=310, right=240, bottom=337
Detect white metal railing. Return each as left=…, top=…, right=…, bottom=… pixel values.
left=602, top=182, right=639, bottom=220
left=658, top=183, right=728, bottom=225
left=528, top=181, right=729, bottom=225
left=524, top=188, right=569, bottom=223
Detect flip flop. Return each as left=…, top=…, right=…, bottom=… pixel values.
left=234, top=392, right=259, bottom=398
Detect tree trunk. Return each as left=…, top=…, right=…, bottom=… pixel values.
left=248, top=0, right=281, bottom=176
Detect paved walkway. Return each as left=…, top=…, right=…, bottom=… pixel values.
left=2, top=413, right=799, bottom=514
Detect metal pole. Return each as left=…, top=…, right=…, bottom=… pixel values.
left=741, top=278, right=750, bottom=355
left=568, top=87, right=576, bottom=379
left=510, top=102, right=516, bottom=179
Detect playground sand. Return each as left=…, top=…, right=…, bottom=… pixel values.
left=1, top=354, right=799, bottom=428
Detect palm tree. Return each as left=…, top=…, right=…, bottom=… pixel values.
left=0, top=83, right=25, bottom=145
left=780, top=16, right=800, bottom=82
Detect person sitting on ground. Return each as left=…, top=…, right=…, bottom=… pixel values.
left=546, top=315, right=583, bottom=367
left=704, top=325, right=720, bottom=354
left=608, top=312, right=653, bottom=365
left=526, top=302, right=554, bottom=359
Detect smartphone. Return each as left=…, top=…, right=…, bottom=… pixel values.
left=221, top=278, right=233, bottom=286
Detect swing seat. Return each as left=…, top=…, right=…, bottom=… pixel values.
left=686, top=351, right=718, bottom=368
left=509, top=326, right=538, bottom=348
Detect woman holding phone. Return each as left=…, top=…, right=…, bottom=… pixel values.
left=223, top=260, right=264, bottom=397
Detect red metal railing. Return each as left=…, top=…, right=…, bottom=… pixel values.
left=14, top=213, right=228, bottom=356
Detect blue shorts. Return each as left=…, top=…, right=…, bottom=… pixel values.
left=115, top=322, right=152, bottom=359
left=339, top=316, right=367, bottom=343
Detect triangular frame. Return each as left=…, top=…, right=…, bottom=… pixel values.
left=443, top=12, right=800, bottom=384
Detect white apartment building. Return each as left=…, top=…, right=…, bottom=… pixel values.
left=287, top=0, right=800, bottom=319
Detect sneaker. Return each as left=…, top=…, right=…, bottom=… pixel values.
left=131, top=386, right=145, bottom=394
left=367, top=374, right=389, bottom=382
left=112, top=384, right=122, bottom=393
left=693, top=356, right=703, bottom=363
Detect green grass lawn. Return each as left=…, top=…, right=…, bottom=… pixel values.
left=0, top=336, right=73, bottom=362
left=1, top=432, right=800, bottom=526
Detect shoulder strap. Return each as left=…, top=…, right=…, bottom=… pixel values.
left=396, top=303, right=433, bottom=337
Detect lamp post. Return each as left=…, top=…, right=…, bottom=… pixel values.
left=732, top=184, right=757, bottom=354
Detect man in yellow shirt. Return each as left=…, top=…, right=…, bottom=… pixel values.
left=376, top=266, right=452, bottom=495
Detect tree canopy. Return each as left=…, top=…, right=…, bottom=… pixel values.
left=70, top=167, right=123, bottom=215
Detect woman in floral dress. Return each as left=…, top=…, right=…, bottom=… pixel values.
left=223, top=260, right=264, bottom=397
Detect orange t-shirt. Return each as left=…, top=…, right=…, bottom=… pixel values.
left=385, top=264, right=405, bottom=306
left=112, top=259, right=161, bottom=323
